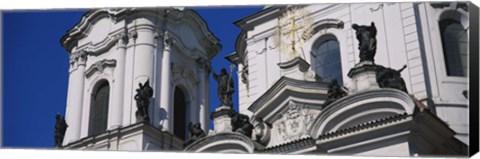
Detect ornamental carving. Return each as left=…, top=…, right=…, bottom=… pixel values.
left=277, top=101, right=313, bottom=141
left=274, top=7, right=313, bottom=60
left=69, top=51, right=87, bottom=65
left=85, top=59, right=117, bottom=77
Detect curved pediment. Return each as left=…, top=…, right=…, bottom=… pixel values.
left=248, top=77, right=328, bottom=123
left=60, top=9, right=121, bottom=52
left=61, top=8, right=221, bottom=59
left=309, top=88, right=417, bottom=137
left=311, top=18, right=344, bottom=34
left=184, top=132, right=259, bottom=153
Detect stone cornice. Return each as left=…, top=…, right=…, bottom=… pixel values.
left=309, top=88, right=417, bottom=137
left=60, top=9, right=128, bottom=52
left=259, top=137, right=315, bottom=153
left=62, top=121, right=182, bottom=150
left=61, top=8, right=221, bottom=58
left=85, top=59, right=117, bottom=78
left=315, top=109, right=465, bottom=155
left=184, top=132, right=260, bottom=153
left=234, top=6, right=287, bottom=31
left=311, top=18, right=344, bottom=34
left=317, top=113, right=410, bottom=141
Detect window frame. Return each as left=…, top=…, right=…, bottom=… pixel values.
left=312, top=34, right=344, bottom=85
left=88, top=80, right=110, bottom=136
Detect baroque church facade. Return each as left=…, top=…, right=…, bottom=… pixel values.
left=57, top=2, right=475, bottom=157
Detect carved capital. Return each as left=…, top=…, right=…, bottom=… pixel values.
left=70, top=51, right=88, bottom=65
left=115, top=33, right=128, bottom=45
left=163, top=31, right=176, bottom=48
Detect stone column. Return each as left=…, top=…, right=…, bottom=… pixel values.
left=109, top=33, right=127, bottom=129
left=160, top=31, right=173, bottom=132
left=64, top=51, right=87, bottom=144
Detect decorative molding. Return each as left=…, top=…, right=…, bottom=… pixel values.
left=163, top=31, right=176, bottom=47
left=77, top=34, right=121, bottom=56
left=317, top=113, right=409, bottom=140
left=259, top=137, right=315, bottom=153
left=369, top=3, right=396, bottom=12
left=114, top=33, right=128, bottom=46
left=311, top=19, right=344, bottom=35
left=60, top=8, right=221, bottom=58
left=184, top=132, right=257, bottom=153
left=70, top=51, right=88, bottom=65
left=248, top=77, right=328, bottom=123
left=276, top=101, right=313, bottom=141
left=85, top=59, right=117, bottom=78
left=309, top=88, right=416, bottom=137
left=253, top=117, right=270, bottom=144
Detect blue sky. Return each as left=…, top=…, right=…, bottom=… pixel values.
left=2, top=6, right=262, bottom=148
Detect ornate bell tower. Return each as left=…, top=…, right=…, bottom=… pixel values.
left=60, top=8, right=220, bottom=150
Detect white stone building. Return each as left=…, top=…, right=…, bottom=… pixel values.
left=60, top=2, right=475, bottom=157
left=189, top=2, right=473, bottom=156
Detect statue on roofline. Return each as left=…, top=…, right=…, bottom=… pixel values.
left=231, top=112, right=254, bottom=137
left=352, top=22, right=377, bottom=63
left=376, top=65, right=408, bottom=93
left=323, top=79, right=348, bottom=107
left=184, top=122, right=207, bottom=147
left=54, top=113, right=68, bottom=148
left=213, top=67, right=235, bottom=107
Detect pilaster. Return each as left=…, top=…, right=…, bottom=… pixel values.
left=64, top=51, right=87, bottom=145
left=160, top=31, right=174, bottom=132
left=110, top=33, right=127, bottom=129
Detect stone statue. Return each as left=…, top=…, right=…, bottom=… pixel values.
left=323, top=79, right=348, bottom=107
left=376, top=65, right=408, bottom=93
left=213, top=68, right=234, bottom=107
left=134, top=79, right=154, bottom=123
left=231, top=112, right=254, bottom=137
left=184, top=122, right=207, bottom=147
left=54, top=113, right=68, bottom=148
left=352, top=22, right=377, bottom=63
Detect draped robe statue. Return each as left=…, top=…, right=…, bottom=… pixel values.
left=352, top=22, right=377, bottom=63
left=213, top=68, right=234, bottom=107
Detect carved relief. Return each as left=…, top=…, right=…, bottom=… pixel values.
left=253, top=117, right=271, bottom=145
left=276, top=101, right=313, bottom=141
left=85, top=59, right=117, bottom=78
left=163, top=31, right=176, bottom=47
left=369, top=3, right=396, bottom=12
left=69, top=51, right=88, bottom=68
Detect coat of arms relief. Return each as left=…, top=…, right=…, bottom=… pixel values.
left=276, top=101, right=313, bottom=141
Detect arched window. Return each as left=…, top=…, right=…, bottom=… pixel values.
left=173, top=87, right=187, bottom=141
left=440, top=19, right=468, bottom=77
left=314, top=35, right=343, bottom=84
left=88, top=81, right=110, bottom=136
